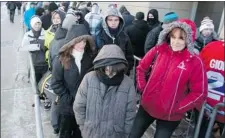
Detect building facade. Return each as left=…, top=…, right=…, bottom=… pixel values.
left=98, top=1, right=224, bottom=39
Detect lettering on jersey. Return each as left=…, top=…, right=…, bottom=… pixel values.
left=209, top=59, right=224, bottom=71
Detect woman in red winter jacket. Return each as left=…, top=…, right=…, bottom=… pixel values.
left=129, top=19, right=207, bottom=138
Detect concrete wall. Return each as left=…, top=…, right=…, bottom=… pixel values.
left=97, top=2, right=194, bottom=21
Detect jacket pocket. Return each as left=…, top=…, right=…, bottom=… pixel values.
left=172, top=101, right=185, bottom=116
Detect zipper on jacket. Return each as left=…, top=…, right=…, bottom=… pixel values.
left=168, top=69, right=183, bottom=120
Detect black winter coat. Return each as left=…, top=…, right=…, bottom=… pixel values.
left=125, top=20, right=149, bottom=57
left=49, top=27, right=68, bottom=69
left=144, top=23, right=163, bottom=53
left=122, top=11, right=135, bottom=28
left=97, top=29, right=134, bottom=71
left=51, top=54, right=94, bottom=115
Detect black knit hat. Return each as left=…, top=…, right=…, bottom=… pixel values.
left=136, top=12, right=144, bottom=20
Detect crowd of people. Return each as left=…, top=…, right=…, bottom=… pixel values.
left=9, top=1, right=224, bottom=138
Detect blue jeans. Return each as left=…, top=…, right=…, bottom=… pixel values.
left=129, top=105, right=181, bottom=138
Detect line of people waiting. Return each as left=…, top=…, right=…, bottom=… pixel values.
left=19, top=2, right=224, bottom=138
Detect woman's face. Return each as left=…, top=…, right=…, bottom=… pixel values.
left=73, top=40, right=86, bottom=52
left=52, top=13, right=61, bottom=25
left=170, top=28, right=186, bottom=51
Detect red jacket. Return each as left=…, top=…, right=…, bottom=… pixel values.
left=137, top=44, right=207, bottom=121
left=200, top=41, right=225, bottom=123
left=136, top=19, right=207, bottom=121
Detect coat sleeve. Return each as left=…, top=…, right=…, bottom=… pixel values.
left=144, top=31, right=157, bottom=54
left=136, top=47, right=157, bottom=93
left=124, top=83, right=137, bottom=136
left=73, top=73, right=89, bottom=130
left=51, top=58, right=73, bottom=105
left=125, top=36, right=134, bottom=72
left=177, top=57, right=207, bottom=113
left=20, top=33, right=41, bottom=52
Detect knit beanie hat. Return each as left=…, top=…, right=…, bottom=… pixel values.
left=30, top=16, right=42, bottom=28
left=136, top=12, right=144, bottom=20
left=199, top=16, right=214, bottom=32
left=163, top=12, right=178, bottom=24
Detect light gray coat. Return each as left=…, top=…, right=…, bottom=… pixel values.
left=73, top=44, right=137, bottom=138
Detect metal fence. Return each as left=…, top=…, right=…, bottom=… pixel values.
left=194, top=102, right=225, bottom=138
left=28, top=53, right=44, bottom=138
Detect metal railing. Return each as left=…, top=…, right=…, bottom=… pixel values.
left=194, top=102, right=225, bottom=138
left=28, top=53, right=44, bottom=138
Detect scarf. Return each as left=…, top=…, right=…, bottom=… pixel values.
left=198, top=34, right=214, bottom=46
left=96, top=70, right=124, bottom=86
left=50, top=24, right=60, bottom=33
left=71, top=49, right=84, bottom=73
left=31, top=29, right=41, bottom=38
left=108, top=27, right=119, bottom=37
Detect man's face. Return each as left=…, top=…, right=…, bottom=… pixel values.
left=106, top=16, right=120, bottom=29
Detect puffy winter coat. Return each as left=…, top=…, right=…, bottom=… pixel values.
left=125, top=20, right=150, bottom=58
left=21, top=29, right=47, bottom=67
left=144, top=23, right=163, bottom=53
left=74, top=45, right=136, bottom=138
left=136, top=20, right=207, bottom=121
left=48, top=27, right=67, bottom=70
left=51, top=25, right=96, bottom=115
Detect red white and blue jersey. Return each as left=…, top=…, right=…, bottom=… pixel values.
left=200, top=40, right=225, bottom=123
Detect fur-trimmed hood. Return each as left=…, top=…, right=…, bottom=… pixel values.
left=59, top=24, right=95, bottom=54
left=102, top=7, right=125, bottom=38
left=157, top=19, right=196, bottom=55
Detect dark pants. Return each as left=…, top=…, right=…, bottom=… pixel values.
left=9, top=10, right=15, bottom=22
left=34, top=65, right=48, bottom=84
left=129, top=106, right=180, bottom=138
left=194, top=109, right=224, bottom=138
left=59, top=114, right=82, bottom=138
